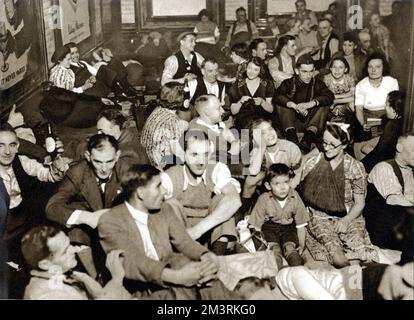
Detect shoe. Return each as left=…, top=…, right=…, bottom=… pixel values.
left=284, top=128, right=299, bottom=145
left=299, top=130, right=315, bottom=154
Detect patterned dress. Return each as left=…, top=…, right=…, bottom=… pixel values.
left=323, top=73, right=355, bottom=123
left=300, top=152, right=379, bottom=264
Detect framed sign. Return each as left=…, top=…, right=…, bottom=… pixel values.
left=137, top=0, right=216, bottom=30
left=0, top=0, right=48, bottom=106
left=59, top=0, right=92, bottom=44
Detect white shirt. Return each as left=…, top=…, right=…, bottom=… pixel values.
left=195, top=118, right=226, bottom=135
left=125, top=201, right=160, bottom=261
left=161, top=52, right=205, bottom=85
left=188, top=79, right=226, bottom=105
left=355, top=76, right=399, bottom=111
left=0, top=155, right=63, bottom=209
left=161, top=163, right=241, bottom=200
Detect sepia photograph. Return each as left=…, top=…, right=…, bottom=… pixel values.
left=0, top=0, right=413, bottom=306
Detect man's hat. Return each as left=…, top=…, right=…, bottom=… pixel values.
left=176, top=31, right=196, bottom=42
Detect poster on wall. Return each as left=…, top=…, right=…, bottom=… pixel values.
left=0, top=0, right=34, bottom=90
left=59, top=0, right=91, bottom=44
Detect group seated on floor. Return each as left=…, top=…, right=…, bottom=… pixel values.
left=0, top=3, right=413, bottom=300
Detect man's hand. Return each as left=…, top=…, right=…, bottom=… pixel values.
left=7, top=104, right=25, bottom=128
left=295, top=104, right=309, bottom=117
left=176, top=262, right=204, bottom=287
left=71, top=271, right=104, bottom=298
left=184, top=73, right=197, bottom=81
left=52, top=155, right=71, bottom=173
left=200, top=252, right=219, bottom=282
left=378, top=263, right=414, bottom=300
left=105, top=250, right=126, bottom=282
left=78, top=209, right=110, bottom=229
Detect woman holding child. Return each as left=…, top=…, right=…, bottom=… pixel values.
left=299, top=122, right=379, bottom=268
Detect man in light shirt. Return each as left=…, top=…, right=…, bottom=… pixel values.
left=0, top=122, right=68, bottom=298
left=161, top=32, right=204, bottom=85
left=365, top=132, right=414, bottom=264
left=187, top=58, right=228, bottom=108
left=223, top=7, right=259, bottom=52
left=188, top=95, right=239, bottom=164
left=98, top=164, right=235, bottom=299
left=162, top=130, right=242, bottom=255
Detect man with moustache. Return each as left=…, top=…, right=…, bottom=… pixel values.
left=161, top=130, right=241, bottom=255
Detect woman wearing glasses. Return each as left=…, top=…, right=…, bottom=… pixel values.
left=298, top=122, right=379, bottom=268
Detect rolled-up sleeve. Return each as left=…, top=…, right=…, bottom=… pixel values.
left=368, top=162, right=402, bottom=199
left=161, top=56, right=179, bottom=85
left=211, top=162, right=241, bottom=194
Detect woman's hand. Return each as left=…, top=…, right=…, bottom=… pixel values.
left=239, top=96, right=251, bottom=104
left=335, top=217, right=351, bottom=234
left=253, top=97, right=265, bottom=106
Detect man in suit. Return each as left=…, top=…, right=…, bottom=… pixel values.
left=46, top=134, right=132, bottom=272
left=98, top=164, right=236, bottom=299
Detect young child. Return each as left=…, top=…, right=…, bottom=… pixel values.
left=242, top=118, right=302, bottom=200
left=323, top=56, right=355, bottom=124
left=247, top=163, right=309, bottom=269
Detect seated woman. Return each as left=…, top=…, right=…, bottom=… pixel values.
left=229, top=57, right=274, bottom=130
left=140, top=82, right=189, bottom=169
left=323, top=56, right=355, bottom=124
left=49, top=46, right=95, bottom=95
left=354, top=52, right=399, bottom=159
left=193, top=9, right=224, bottom=61
left=361, top=90, right=404, bottom=173
left=299, top=122, right=379, bottom=268
left=228, top=43, right=251, bottom=83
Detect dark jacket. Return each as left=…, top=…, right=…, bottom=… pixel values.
left=46, top=159, right=131, bottom=245
left=98, top=203, right=208, bottom=286
left=274, top=75, right=334, bottom=107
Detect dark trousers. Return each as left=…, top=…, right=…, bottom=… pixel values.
left=276, top=104, right=329, bottom=135
left=61, top=101, right=107, bottom=128
left=260, top=222, right=304, bottom=267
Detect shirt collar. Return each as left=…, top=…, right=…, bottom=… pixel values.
left=125, top=201, right=149, bottom=225
left=395, top=158, right=413, bottom=171
left=183, top=165, right=207, bottom=190
left=203, top=78, right=218, bottom=88
left=196, top=118, right=225, bottom=133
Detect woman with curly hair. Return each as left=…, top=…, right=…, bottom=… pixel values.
left=229, top=57, right=274, bottom=130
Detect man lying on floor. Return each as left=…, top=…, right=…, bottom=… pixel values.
left=22, top=225, right=131, bottom=300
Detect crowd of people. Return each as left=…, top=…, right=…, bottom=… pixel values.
left=0, top=0, right=413, bottom=300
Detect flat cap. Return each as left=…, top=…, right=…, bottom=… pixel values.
left=177, top=31, right=196, bottom=42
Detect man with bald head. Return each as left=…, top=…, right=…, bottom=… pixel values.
left=188, top=95, right=239, bottom=163
left=187, top=58, right=228, bottom=108
left=365, top=132, right=414, bottom=263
